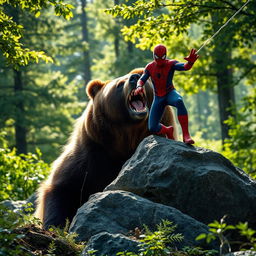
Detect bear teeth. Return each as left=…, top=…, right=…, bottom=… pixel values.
left=128, top=89, right=147, bottom=113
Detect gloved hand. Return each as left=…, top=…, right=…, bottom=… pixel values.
left=134, top=86, right=144, bottom=95
left=184, top=49, right=199, bottom=63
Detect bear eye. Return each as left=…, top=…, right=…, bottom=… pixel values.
left=117, top=81, right=125, bottom=89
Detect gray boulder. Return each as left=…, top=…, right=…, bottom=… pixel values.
left=82, top=232, right=140, bottom=256
left=69, top=190, right=212, bottom=249
left=105, top=135, right=256, bottom=227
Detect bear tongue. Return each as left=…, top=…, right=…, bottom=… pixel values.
left=131, top=100, right=144, bottom=112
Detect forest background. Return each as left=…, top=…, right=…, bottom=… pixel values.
left=0, top=0, right=255, bottom=202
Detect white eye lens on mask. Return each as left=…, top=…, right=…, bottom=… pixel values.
left=161, top=55, right=166, bottom=59
left=154, top=54, right=159, bottom=59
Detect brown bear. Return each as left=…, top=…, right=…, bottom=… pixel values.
left=35, top=69, right=177, bottom=229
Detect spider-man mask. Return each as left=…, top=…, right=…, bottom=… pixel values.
left=153, top=44, right=167, bottom=67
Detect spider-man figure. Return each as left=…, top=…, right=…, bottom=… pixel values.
left=135, top=44, right=199, bottom=144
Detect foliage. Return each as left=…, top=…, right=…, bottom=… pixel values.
left=0, top=6, right=84, bottom=162
left=184, top=90, right=222, bottom=141
left=87, top=0, right=152, bottom=81
left=117, top=220, right=217, bottom=256
left=222, top=87, right=256, bottom=177
left=0, top=0, right=74, bottom=68
left=139, top=220, right=184, bottom=255
left=48, top=220, right=83, bottom=253
left=196, top=216, right=234, bottom=255
left=196, top=216, right=256, bottom=254
left=0, top=204, right=83, bottom=256
left=0, top=204, right=29, bottom=256
left=117, top=220, right=183, bottom=256
left=106, top=0, right=256, bottom=49
left=0, top=132, right=49, bottom=201
left=181, top=246, right=217, bottom=256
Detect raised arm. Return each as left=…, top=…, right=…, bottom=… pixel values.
left=174, top=49, right=199, bottom=71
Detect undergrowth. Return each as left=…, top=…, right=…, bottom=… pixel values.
left=117, top=220, right=217, bottom=256
left=196, top=215, right=256, bottom=255
left=0, top=204, right=83, bottom=256
left=0, top=132, right=50, bottom=201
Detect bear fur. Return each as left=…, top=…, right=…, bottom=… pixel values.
left=35, top=69, right=177, bottom=229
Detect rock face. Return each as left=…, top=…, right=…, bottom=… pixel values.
left=69, top=135, right=256, bottom=255
left=70, top=190, right=210, bottom=250
left=105, top=135, right=256, bottom=228
left=82, top=232, right=140, bottom=256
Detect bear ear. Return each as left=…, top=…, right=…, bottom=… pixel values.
left=129, top=68, right=144, bottom=76
left=86, top=80, right=105, bottom=99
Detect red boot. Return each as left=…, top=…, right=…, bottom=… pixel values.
left=178, top=115, right=194, bottom=144
left=157, top=125, right=174, bottom=140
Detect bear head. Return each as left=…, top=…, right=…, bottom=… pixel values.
left=86, top=69, right=152, bottom=124
left=84, top=69, right=156, bottom=159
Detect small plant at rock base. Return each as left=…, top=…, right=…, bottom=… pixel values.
left=140, top=220, right=184, bottom=255
left=117, top=220, right=184, bottom=256
left=235, top=222, right=256, bottom=251
left=196, top=216, right=256, bottom=255
left=117, top=220, right=217, bottom=256
left=48, top=219, right=84, bottom=253
left=181, top=246, right=218, bottom=256
left=196, top=216, right=234, bottom=255
left=46, top=241, right=57, bottom=256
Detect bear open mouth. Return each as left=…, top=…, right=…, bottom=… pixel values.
left=128, top=89, right=147, bottom=113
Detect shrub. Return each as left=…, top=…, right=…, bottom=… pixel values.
left=196, top=216, right=256, bottom=254
left=0, top=204, right=83, bottom=256
left=222, top=88, right=256, bottom=177
left=117, top=220, right=217, bottom=256
left=0, top=132, right=49, bottom=201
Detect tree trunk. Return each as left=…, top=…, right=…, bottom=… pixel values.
left=12, top=7, right=27, bottom=154
left=211, top=14, right=236, bottom=145
left=127, top=41, right=133, bottom=54
left=196, top=93, right=202, bottom=131
left=114, top=0, right=120, bottom=59
left=80, top=0, right=91, bottom=85
left=114, top=35, right=120, bottom=59
left=215, top=50, right=235, bottom=143
left=14, top=69, right=27, bottom=155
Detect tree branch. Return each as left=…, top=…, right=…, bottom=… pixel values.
left=232, top=64, right=256, bottom=86
left=160, top=1, right=253, bottom=16
left=219, top=0, right=253, bottom=17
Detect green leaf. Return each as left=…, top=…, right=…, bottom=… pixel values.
left=35, top=11, right=41, bottom=17
left=196, top=233, right=207, bottom=241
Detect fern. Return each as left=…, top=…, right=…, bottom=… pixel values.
left=132, top=220, right=184, bottom=256
left=117, top=220, right=218, bottom=256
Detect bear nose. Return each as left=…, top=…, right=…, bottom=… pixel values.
left=129, top=74, right=140, bottom=86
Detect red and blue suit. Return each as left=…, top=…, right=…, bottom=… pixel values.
left=135, top=45, right=199, bottom=144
